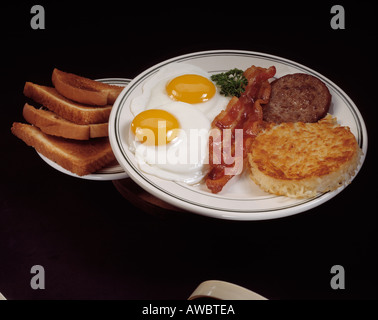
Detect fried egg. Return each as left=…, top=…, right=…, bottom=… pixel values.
left=131, top=63, right=231, bottom=120
left=129, top=102, right=211, bottom=184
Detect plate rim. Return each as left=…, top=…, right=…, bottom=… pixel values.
left=36, top=77, right=131, bottom=181
left=109, top=50, right=368, bottom=220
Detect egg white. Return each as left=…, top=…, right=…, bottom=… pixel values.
left=129, top=101, right=211, bottom=184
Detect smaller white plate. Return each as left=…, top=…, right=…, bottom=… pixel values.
left=36, top=78, right=131, bottom=181
left=37, top=153, right=127, bottom=181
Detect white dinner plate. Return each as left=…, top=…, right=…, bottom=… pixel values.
left=109, top=50, right=367, bottom=220
left=37, top=78, right=130, bottom=181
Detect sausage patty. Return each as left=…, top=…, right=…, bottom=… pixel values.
left=263, top=73, right=331, bottom=123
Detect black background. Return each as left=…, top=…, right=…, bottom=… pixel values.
left=0, top=1, right=376, bottom=300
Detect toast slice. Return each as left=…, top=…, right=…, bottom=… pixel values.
left=11, top=122, right=115, bottom=176
left=22, top=103, right=108, bottom=140
left=24, top=82, right=112, bottom=125
left=52, top=68, right=124, bottom=106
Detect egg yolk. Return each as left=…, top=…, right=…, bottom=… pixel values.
left=131, top=109, right=180, bottom=146
left=166, top=74, right=216, bottom=104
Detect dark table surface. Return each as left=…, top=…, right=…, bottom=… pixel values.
left=1, top=2, right=376, bottom=300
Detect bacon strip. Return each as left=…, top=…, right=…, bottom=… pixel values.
left=206, top=66, right=276, bottom=194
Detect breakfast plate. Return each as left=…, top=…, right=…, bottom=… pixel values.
left=109, top=50, right=367, bottom=220
left=37, top=78, right=130, bottom=181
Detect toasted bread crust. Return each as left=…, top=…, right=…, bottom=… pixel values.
left=248, top=115, right=362, bottom=198
left=52, top=69, right=123, bottom=105
left=22, top=103, right=109, bottom=140
left=263, top=73, right=331, bottom=123
left=11, top=122, right=115, bottom=176
left=24, top=82, right=112, bottom=125
left=23, top=103, right=90, bottom=140
left=88, top=123, right=109, bottom=138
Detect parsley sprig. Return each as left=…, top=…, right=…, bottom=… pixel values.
left=211, top=68, right=248, bottom=98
